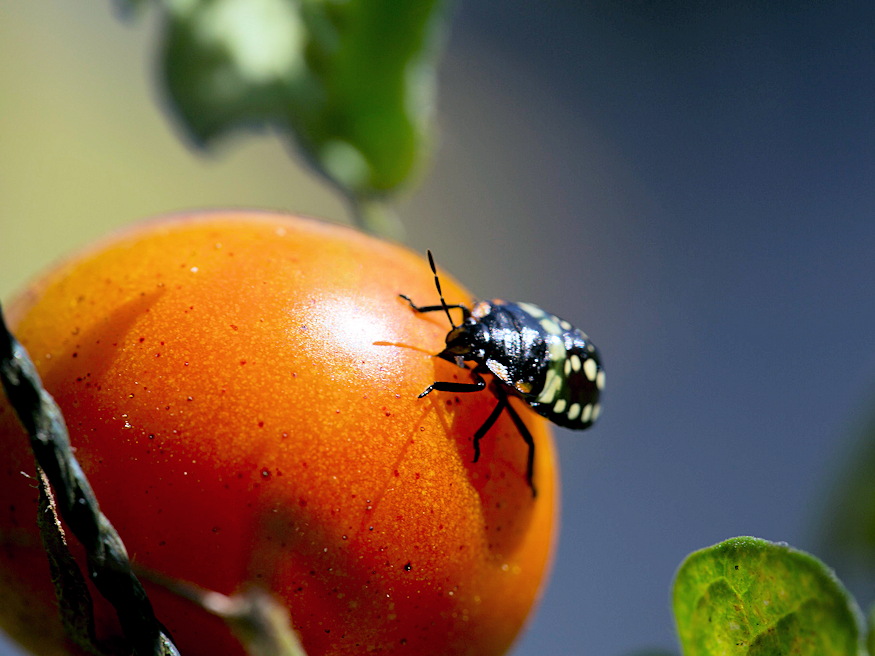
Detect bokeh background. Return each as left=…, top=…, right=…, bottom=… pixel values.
left=3, top=2, right=875, bottom=654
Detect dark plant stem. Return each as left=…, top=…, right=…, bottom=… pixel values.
left=0, top=304, right=180, bottom=656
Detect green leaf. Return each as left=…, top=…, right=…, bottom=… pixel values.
left=673, top=537, right=864, bottom=656
left=156, top=0, right=448, bottom=206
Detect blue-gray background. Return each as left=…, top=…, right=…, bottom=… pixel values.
left=2, top=3, right=875, bottom=654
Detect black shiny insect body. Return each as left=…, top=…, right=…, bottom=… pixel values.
left=401, top=252, right=604, bottom=495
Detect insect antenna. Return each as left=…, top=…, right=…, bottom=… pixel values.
left=426, top=250, right=458, bottom=329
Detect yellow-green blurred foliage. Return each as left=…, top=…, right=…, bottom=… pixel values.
left=0, top=2, right=346, bottom=300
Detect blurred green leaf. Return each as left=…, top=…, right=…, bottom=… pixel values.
left=865, top=604, right=875, bottom=656
left=151, top=0, right=447, bottom=217
left=673, top=537, right=864, bottom=656
left=819, top=410, right=875, bottom=578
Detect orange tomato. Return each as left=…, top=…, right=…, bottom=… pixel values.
left=0, top=211, right=557, bottom=656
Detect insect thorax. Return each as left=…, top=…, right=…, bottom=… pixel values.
left=470, top=302, right=552, bottom=393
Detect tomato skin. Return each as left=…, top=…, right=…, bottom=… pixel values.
left=0, top=211, right=557, bottom=656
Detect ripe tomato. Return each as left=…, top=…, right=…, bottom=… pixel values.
left=0, top=211, right=557, bottom=656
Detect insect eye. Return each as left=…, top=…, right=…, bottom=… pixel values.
left=445, top=326, right=472, bottom=354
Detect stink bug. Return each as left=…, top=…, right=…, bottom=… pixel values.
left=401, top=251, right=604, bottom=495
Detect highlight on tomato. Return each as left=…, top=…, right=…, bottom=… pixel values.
left=0, top=211, right=558, bottom=656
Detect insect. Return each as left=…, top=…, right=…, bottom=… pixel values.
left=400, top=251, right=604, bottom=495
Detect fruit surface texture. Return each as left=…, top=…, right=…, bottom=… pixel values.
left=0, top=211, right=557, bottom=656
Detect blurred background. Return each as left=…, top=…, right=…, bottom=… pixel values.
left=2, top=2, right=875, bottom=654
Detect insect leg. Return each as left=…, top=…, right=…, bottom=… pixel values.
left=471, top=393, right=507, bottom=464
left=499, top=392, right=538, bottom=497
left=417, top=375, right=485, bottom=398
left=398, top=294, right=467, bottom=315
